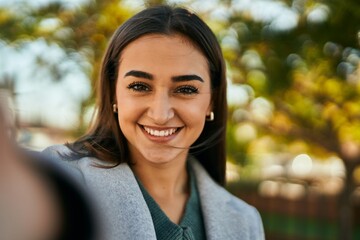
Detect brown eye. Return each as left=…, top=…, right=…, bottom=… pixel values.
left=174, top=85, right=199, bottom=95
left=127, top=82, right=151, bottom=92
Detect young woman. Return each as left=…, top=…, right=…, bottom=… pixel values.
left=44, top=5, right=264, bottom=240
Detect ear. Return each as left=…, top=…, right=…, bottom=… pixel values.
left=205, top=88, right=214, bottom=119
left=206, top=98, right=213, bottom=112
left=206, top=102, right=213, bottom=116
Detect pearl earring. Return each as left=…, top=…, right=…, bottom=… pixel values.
left=113, top=104, right=118, bottom=113
left=206, top=112, right=214, bottom=121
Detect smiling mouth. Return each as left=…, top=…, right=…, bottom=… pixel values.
left=141, top=125, right=180, bottom=137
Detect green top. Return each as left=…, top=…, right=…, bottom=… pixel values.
left=136, top=166, right=206, bottom=240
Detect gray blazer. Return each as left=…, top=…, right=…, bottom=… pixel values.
left=43, top=145, right=265, bottom=240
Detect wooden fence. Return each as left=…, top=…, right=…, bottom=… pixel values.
left=228, top=183, right=360, bottom=240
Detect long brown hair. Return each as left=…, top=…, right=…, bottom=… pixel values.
left=68, top=5, right=228, bottom=185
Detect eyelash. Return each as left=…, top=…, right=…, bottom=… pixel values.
left=127, top=82, right=199, bottom=95
left=127, top=82, right=150, bottom=92
left=174, top=85, right=199, bottom=95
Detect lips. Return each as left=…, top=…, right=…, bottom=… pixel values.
left=141, top=125, right=181, bottom=138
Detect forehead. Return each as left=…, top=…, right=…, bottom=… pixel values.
left=123, top=33, right=202, bottom=54
left=119, top=34, right=209, bottom=72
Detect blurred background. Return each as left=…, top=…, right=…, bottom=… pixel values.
left=0, top=0, right=359, bottom=239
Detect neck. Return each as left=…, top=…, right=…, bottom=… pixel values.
left=131, top=158, right=189, bottom=199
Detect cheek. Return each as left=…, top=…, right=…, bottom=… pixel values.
left=115, top=91, right=139, bottom=127
left=116, top=106, right=140, bottom=142
left=116, top=102, right=140, bottom=125
left=177, top=98, right=210, bottom=127
left=116, top=86, right=139, bottom=112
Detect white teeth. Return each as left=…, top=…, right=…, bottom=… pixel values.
left=143, top=126, right=178, bottom=137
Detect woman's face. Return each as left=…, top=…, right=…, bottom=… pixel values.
left=115, top=34, right=212, bottom=165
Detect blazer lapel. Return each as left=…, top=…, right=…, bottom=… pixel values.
left=78, top=159, right=157, bottom=240
left=190, top=159, right=252, bottom=240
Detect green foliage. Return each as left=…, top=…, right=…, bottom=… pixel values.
left=225, top=0, right=360, bottom=165
left=223, top=1, right=360, bottom=237
left=0, top=0, right=135, bottom=133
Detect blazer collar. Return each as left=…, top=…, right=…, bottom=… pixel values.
left=78, top=160, right=157, bottom=240
left=190, top=159, right=252, bottom=240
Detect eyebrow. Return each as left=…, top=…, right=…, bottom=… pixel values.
left=124, top=70, right=153, bottom=80
left=172, top=75, right=204, bottom=82
left=124, top=70, right=204, bottom=83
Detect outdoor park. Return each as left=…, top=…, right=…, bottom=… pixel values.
left=1, top=0, right=359, bottom=239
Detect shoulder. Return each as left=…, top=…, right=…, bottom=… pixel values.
left=42, top=144, right=72, bottom=157
left=42, top=144, right=91, bottom=184
left=42, top=144, right=105, bottom=167
left=42, top=144, right=133, bottom=186
left=189, top=158, right=265, bottom=239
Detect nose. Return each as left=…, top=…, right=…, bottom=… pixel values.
left=147, top=91, right=174, bottom=125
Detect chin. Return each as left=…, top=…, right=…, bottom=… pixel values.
left=146, top=153, right=173, bottom=163
left=142, top=150, right=186, bottom=165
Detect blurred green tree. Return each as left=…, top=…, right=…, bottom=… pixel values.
left=0, top=0, right=135, bottom=133
left=222, top=0, right=360, bottom=239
